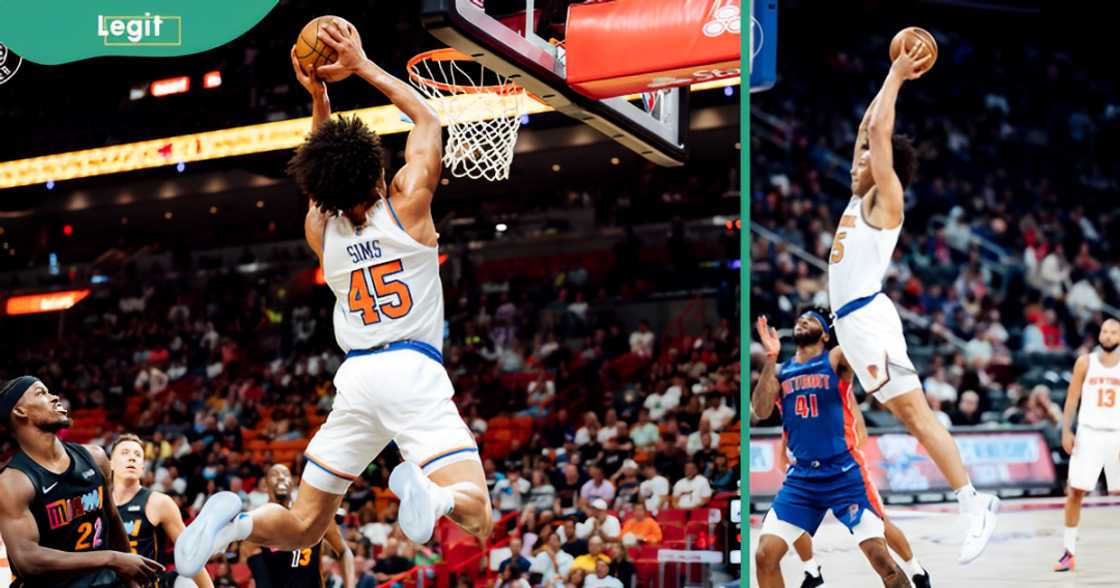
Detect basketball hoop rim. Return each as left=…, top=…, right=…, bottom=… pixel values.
left=407, top=48, right=526, bottom=96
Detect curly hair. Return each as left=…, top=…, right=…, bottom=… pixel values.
left=892, top=134, right=918, bottom=189
left=287, top=115, right=386, bottom=219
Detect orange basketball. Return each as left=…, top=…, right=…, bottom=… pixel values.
left=295, top=16, right=353, bottom=82
left=889, top=27, right=938, bottom=75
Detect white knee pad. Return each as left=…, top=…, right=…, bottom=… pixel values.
left=850, top=510, right=886, bottom=544
left=759, top=510, right=808, bottom=547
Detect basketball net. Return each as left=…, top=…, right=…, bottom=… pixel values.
left=408, top=49, right=529, bottom=182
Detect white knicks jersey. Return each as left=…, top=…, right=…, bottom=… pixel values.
left=323, top=198, right=444, bottom=354
left=827, top=195, right=903, bottom=310
left=1079, top=351, right=1120, bottom=430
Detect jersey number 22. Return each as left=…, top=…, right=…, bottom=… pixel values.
left=348, top=260, right=414, bottom=325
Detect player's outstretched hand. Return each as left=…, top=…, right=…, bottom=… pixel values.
left=890, top=39, right=932, bottom=81
left=1062, top=429, right=1075, bottom=455
left=290, top=46, right=326, bottom=98
left=109, top=551, right=165, bottom=584
left=316, top=21, right=368, bottom=80
left=755, top=316, right=781, bottom=360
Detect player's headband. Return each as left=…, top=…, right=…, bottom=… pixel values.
left=801, top=311, right=830, bottom=335
left=1, top=376, right=41, bottom=426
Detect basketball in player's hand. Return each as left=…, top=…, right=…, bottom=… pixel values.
left=295, top=16, right=355, bottom=83
left=889, top=27, right=938, bottom=75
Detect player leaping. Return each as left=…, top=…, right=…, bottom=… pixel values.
left=828, top=39, right=999, bottom=564
left=1054, top=318, right=1120, bottom=572
left=174, top=22, right=493, bottom=580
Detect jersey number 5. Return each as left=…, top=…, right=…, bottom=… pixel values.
left=795, top=394, right=820, bottom=418
left=348, top=260, right=414, bottom=325
left=830, top=232, right=847, bottom=264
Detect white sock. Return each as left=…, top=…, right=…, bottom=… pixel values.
left=214, top=513, right=253, bottom=550
left=1064, top=527, right=1078, bottom=555
left=954, top=483, right=978, bottom=512
left=802, top=558, right=821, bottom=577
left=900, top=557, right=924, bottom=577
left=428, top=480, right=455, bottom=517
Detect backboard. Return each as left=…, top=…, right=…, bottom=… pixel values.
left=750, top=0, right=777, bottom=92
left=420, top=0, right=697, bottom=167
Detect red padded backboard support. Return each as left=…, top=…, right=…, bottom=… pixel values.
left=565, top=0, right=741, bottom=100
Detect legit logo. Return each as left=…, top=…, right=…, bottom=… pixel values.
left=98, top=13, right=182, bottom=46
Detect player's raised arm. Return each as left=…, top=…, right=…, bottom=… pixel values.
left=867, top=42, right=930, bottom=226
left=1061, top=354, right=1090, bottom=454
left=752, top=316, right=783, bottom=420
left=291, top=46, right=331, bottom=133
left=316, top=22, right=442, bottom=206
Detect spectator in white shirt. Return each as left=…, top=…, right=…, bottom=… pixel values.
left=643, top=380, right=682, bottom=421
left=686, top=417, right=721, bottom=456
left=629, top=409, right=660, bottom=449
left=531, top=533, right=574, bottom=588
left=597, top=409, right=622, bottom=445
left=134, top=365, right=169, bottom=396
left=639, top=464, right=671, bottom=515
left=629, top=321, right=656, bottom=358
left=492, top=470, right=532, bottom=514
left=700, top=394, right=735, bottom=431
left=583, top=560, right=624, bottom=588
left=574, top=412, right=602, bottom=447
left=575, top=499, right=621, bottom=542
left=672, top=462, right=712, bottom=510
left=579, top=466, right=616, bottom=506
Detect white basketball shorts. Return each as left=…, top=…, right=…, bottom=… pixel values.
left=303, top=348, right=480, bottom=495
left=1068, top=425, right=1120, bottom=493
left=833, top=294, right=922, bottom=403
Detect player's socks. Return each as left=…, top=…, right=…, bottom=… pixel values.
left=428, top=479, right=454, bottom=518
left=900, top=557, right=925, bottom=578
left=954, top=483, right=979, bottom=511
left=215, top=512, right=253, bottom=548
left=802, top=558, right=821, bottom=577
left=1063, top=526, right=1078, bottom=555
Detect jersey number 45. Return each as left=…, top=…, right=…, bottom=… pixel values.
left=348, top=260, right=415, bottom=325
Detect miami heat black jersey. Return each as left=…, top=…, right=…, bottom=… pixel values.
left=5, top=442, right=124, bottom=588
left=119, top=488, right=161, bottom=561
left=257, top=542, right=323, bottom=588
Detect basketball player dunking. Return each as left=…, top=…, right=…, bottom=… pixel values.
left=752, top=312, right=909, bottom=588
left=827, top=40, right=999, bottom=563
left=241, top=465, right=354, bottom=588
left=108, top=434, right=212, bottom=588
left=1054, top=319, right=1120, bottom=572
left=0, top=377, right=164, bottom=588
left=174, top=22, right=492, bottom=579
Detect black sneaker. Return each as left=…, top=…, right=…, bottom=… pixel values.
left=799, top=569, right=825, bottom=588
left=912, top=570, right=932, bottom=588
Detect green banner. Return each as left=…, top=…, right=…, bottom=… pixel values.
left=0, top=0, right=277, bottom=65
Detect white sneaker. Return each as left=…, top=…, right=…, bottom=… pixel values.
left=174, top=491, right=244, bottom=578
left=389, top=461, right=436, bottom=544
left=959, top=492, right=1000, bottom=564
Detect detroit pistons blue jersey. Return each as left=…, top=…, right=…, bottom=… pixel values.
left=777, top=351, right=859, bottom=474
left=770, top=351, right=885, bottom=536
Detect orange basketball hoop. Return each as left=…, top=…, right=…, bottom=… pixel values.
left=407, top=48, right=530, bottom=182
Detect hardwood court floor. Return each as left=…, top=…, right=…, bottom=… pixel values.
left=748, top=497, right=1120, bottom=587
